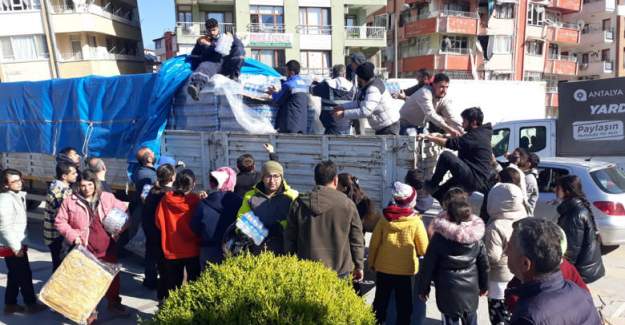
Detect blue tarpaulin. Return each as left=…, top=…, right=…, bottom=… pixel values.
left=240, top=57, right=282, bottom=77
left=0, top=56, right=191, bottom=161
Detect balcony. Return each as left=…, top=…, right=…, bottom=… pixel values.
left=579, top=61, right=614, bottom=75
left=546, top=24, right=580, bottom=44
left=548, top=0, right=582, bottom=12
left=345, top=26, right=386, bottom=48
left=59, top=49, right=143, bottom=62
left=581, top=28, right=614, bottom=45
left=401, top=49, right=479, bottom=72
left=50, top=4, right=141, bottom=39
left=175, top=22, right=236, bottom=45
left=297, top=25, right=332, bottom=51
left=544, top=54, right=577, bottom=76
left=404, top=10, right=479, bottom=38
left=577, top=0, right=615, bottom=14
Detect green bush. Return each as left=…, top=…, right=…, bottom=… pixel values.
left=148, top=252, right=375, bottom=325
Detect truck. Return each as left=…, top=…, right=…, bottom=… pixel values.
left=491, top=77, right=625, bottom=171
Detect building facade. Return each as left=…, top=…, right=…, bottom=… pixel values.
left=153, top=31, right=178, bottom=62
left=0, top=0, right=145, bottom=82
left=174, top=0, right=388, bottom=76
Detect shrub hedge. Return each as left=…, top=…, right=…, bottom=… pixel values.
left=148, top=252, right=375, bottom=325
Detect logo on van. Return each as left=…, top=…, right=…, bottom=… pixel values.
left=574, top=89, right=587, bottom=102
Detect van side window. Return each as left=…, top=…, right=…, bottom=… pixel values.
left=537, top=167, right=569, bottom=193
left=520, top=126, right=546, bottom=153
left=491, top=128, right=510, bottom=157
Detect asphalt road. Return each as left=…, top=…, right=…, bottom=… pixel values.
left=1, top=217, right=624, bottom=325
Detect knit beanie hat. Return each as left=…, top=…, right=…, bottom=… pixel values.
left=261, top=161, right=284, bottom=178
left=356, top=62, right=375, bottom=82
left=210, top=167, right=237, bottom=192
left=392, top=181, right=417, bottom=209
left=350, top=52, right=367, bottom=66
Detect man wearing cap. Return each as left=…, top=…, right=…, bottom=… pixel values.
left=333, top=62, right=400, bottom=135
left=235, top=160, right=298, bottom=254
left=285, top=160, right=365, bottom=280
left=348, top=52, right=368, bottom=135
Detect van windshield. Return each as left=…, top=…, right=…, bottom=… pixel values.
left=590, top=167, right=625, bottom=194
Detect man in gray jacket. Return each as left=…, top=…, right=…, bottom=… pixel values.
left=333, top=62, right=400, bottom=135
left=399, top=73, right=463, bottom=136
left=285, top=160, right=365, bottom=280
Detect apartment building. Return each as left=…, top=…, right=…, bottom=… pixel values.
left=174, top=0, right=388, bottom=76
left=0, top=0, right=145, bottom=83
left=565, top=0, right=625, bottom=80
left=153, top=31, right=178, bottom=62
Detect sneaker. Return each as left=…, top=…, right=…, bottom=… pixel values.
left=3, top=304, right=25, bottom=315
left=107, top=302, right=130, bottom=318
left=187, top=84, right=200, bottom=101
left=25, top=303, right=47, bottom=314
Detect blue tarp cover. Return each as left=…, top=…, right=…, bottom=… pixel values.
left=0, top=56, right=191, bottom=161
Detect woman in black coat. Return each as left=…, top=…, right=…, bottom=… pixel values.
left=555, top=175, right=605, bottom=284
left=417, top=199, right=489, bottom=325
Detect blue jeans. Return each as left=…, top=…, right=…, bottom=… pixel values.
left=385, top=274, right=426, bottom=325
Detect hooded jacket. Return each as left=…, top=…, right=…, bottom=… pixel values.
left=311, top=77, right=355, bottom=135
left=508, top=272, right=601, bottom=325
left=525, top=169, right=539, bottom=216
left=342, top=78, right=400, bottom=131
left=190, top=191, right=242, bottom=247
left=0, top=191, right=28, bottom=254
left=557, top=197, right=605, bottom=283
left=285, top=186, right=365, bottom=275
left=485, top=183, right=528, bottom=282
left=236, top=180, right=298, bottom=254
left=368, top=205, right=429, bottom=275
left=156, top=192, right=201, bottom=259
left=273, top=74, right=310, bottom=134
left=417, top=214, right=489, bottom=316
left=445, top=123, right=494, bottom=189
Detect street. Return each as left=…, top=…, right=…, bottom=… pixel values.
left=1, top=218, right=625, bottom=324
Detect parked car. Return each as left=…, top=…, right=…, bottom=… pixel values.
left=534, top=157, right=625, bottom=247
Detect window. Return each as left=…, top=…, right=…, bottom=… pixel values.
left=520, top=126, right=547, bottom=153
left=581, top=53, right=589, bottom=64
left=494, top=3, right=514, bottom=19
left=299, top=7, right=331, bottom=35
left=526, top=40, right=544, bottom=56
left=444, top=0, right=470, bottom=13
left=0, top=0, right=39, bottom=11
left=524, top=71, right=543, bottom=81
left=207, top=12, right=225, bottom=23
left=548, top=43, right=559, bottom=59
left=491, top=128, right=510, bottom=157
left=178, top=9, right=192, bottom=30
left=602, top=49, right=611, bottom=62
left=251, top=49, right=285, bottom=68
left=155, top=39, right=162, bottom=49
left=345, top=15, right=356, bottom=27
left=602, top=19, right=611, bottom=31
left=441, top=35, right=469, bottom=54
left=300, top=51, right=331, bottom=75
left=591, top=167, right=625, bottom=194
left=415, top=3, right=430, bottom=19
left=491, top=73, right=512, bottom=80
left=537, top=168, right=569, bottom=193
left=527, top=4, right=544, bottom=26
left=0, top=35, right=48, bottom=62
left=582, top=24, right=590, bottom=34
left=493, top=36, right=512, bottom=54
left=250, top=6, right=284, bottom=33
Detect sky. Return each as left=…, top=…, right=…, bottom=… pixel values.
left=137, top=0, right=175, bottom=49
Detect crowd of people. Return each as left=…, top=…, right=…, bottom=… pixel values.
left=0, top=16, right=608, bottom=325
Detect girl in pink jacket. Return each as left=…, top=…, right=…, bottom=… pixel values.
left=55, top=170, right=129, bottom=323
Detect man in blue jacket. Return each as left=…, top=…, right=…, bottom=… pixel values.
left=267, top=60, right=309, bottom=134
left=187, top=18, right=245, bottom=101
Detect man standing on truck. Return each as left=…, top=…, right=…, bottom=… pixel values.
left=392, top=68, right=431, bottom=100
left=424, top=107, right=494, bottom=202
left=311, top=64, right=355, bottom=135
left=267, top=60, right=309, bottom=134
left=399, top=73, right=464, bottom=136
left=186, top=18, right=245, bottom=101
left=348, top=52, right=368, bottom=135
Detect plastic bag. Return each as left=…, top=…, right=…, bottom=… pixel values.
left=102, top=208, right=128, bottom=236
left=39, top=246, right=121, bottom=324
left=215, top=33, right=233, bottom=56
